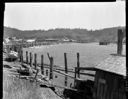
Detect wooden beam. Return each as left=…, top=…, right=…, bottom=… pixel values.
left=55, top=70, right=88, bottom=81
left=75, top=67, right=96, bottom=71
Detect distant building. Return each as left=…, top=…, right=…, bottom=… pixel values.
left=62, top=37, right=70, bottom=42
left=26, top=39, right=36, bottom=43
left=43, top=38, right=59, bottom=43
left=99, top=41, right=110, bottom=45
left=4, top=38, right=10, bottom=43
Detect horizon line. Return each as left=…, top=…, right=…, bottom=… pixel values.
left=4, top=25, right=125, bottom=31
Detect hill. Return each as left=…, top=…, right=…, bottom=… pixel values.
left=3, top=26, right=125, bottom=42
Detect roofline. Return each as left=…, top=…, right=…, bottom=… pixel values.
left=75, top=67, right=126, bottom=77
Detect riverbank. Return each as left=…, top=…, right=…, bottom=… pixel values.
left=3, top=60, right=62, bottom=99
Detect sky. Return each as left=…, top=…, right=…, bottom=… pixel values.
left=4, top=1, right=125, bottom=31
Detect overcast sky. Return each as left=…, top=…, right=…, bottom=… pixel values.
left=4, top=1, right=125, bottom=30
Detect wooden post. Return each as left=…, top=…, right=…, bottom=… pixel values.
left=29, top=52, right=32, bottom=67
left=50, top=56, right=53, bottom=80
left=21, top=50, right=23, bottom=65
left=117, top=29, right=124, bottom=55
left=26, top=51, right=28, bottom=64
left=77, top=53, right=80, bottom=78
left=18, top=46, right=21, bottom=61
left=34, top=53, right=37, bottom=70
left=46, top=70, right=49, bottom=76
left=74, top=67, right=77, bottom=87
left=64, top=53, right=68, bottom=86
left=41, top=55, right=44, bottom=75
left=32, top=43, right=33, bottom=47
left=47, top=53, right=53, bottom=80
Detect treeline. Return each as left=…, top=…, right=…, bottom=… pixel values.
left=4, top=26, right=125, bottom=43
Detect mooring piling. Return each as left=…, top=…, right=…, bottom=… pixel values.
left=47, top=53, right=53, bottom=80
left=26, top=51, right=28, bottom=64
left=74, top=67, right=77, bottom=87
left=46, top=69, right=49, bottom=76
left=77, top=53, right=80, bottom=78
left=34, top=53, right=37, bottom=70
left=64, top=53, right=68, bottom=86
left=21, top=50, right=23, bottom=65
left=41, top=55, right=44, bottom=75
left=29, top=52, right=32, bottom=67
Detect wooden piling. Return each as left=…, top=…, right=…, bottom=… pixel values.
left=47, top=53, right=53, bottom=79
left=26, top=51, right=28, bottom=64
left=74, top=67, right=77, bottom=87
left=46, top=70, right=49, bottom=76
left=117, top=29, right=124, bottom=55
left=41, top=55, right=44, bottom=75
left=77, top=53, right=80, bottom=78
left=34, top=53, right=37, bottom=70
left=64, top=53, right=68, bottom=86
left=50, top=57, right=53, bottom=79
left=29, top=52, right=32, bottom=67
left=21, top=50, right=23, bottom=65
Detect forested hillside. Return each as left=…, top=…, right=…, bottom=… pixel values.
left=4, top=26, right=125, bottom=42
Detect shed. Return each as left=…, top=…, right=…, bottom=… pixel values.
left=75, top=29, right=126, bottom=99
left=93, top=29, right=126, bottom=99
left=92, top=54, right=126, bottom=99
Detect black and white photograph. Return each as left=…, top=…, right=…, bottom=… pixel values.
left=3, top=0, right=126, bottom=99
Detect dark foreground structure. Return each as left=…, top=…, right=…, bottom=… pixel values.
left=64, top=29, right=126, bottom=99
left=93, top=54, right=126, bottom=99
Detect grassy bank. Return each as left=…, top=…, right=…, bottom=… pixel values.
left=3, top=70, right=44, bottom=99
